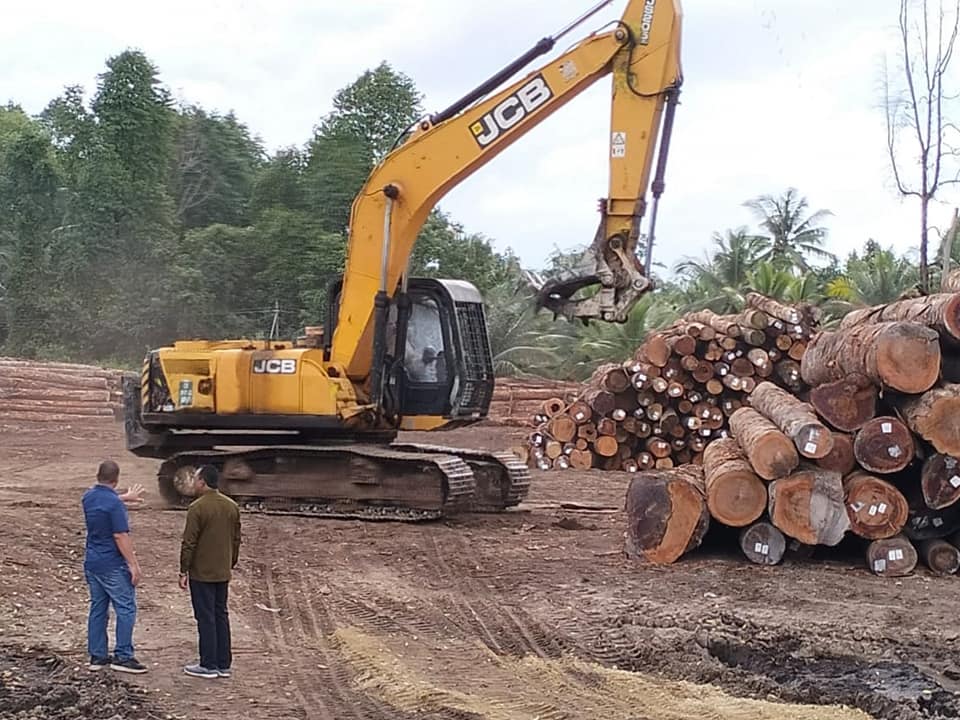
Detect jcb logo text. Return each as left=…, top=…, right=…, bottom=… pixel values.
left=253, top=358, right=297, bottom=375
left=470, top=75, right=553, bottom=148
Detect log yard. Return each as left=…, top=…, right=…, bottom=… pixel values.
left=4, top=0, right=960, bottom=719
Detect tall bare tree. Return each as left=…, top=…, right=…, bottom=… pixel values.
left=885, top=0, right=960, bottom=291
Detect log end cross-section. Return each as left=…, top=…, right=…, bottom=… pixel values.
left=624, top=466, right=710, bottom=565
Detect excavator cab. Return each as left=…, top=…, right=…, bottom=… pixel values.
left=325, top=277, right=495, bottom=427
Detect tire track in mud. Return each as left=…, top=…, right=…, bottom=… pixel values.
left=294, top=571, right=403, bottom=720
left=257, top=563, right=334, bottom=720
left=253, top=562, right=403, bottom=720
left=331, top=592, right=456, bottom=641
left=425, top=530, right=568, bottom=660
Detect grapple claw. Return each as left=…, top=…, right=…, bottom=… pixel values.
left=525, top=217, right=654, bottom=323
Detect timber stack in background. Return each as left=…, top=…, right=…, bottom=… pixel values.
left=0, top=357, right=123, bottom=424
left=519, top=291, right=960, bottom=577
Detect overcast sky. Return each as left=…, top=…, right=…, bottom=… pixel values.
left=4, top=0, right=960, bottom=276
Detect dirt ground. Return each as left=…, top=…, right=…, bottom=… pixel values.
left=1, top=419, right=959, bottom=720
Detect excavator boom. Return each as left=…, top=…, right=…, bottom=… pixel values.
left=331, top=0, right=682, bottom=377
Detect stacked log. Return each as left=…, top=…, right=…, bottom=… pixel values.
left=0, top=357, right=123, bottom=424
left=522, top=292, right=960, bottom=577
left=525, top=297, right=819, bottom=473
left=488, top=377, right=582, bottom=427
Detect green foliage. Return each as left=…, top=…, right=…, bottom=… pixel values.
left=305, top=125, right=373, bottom=233
left=91, top=51, right=174, bottom=195
left=250, top=148, right=309, bottom=216
left=305, top=62, right=423, bottom=233
left=410, top=210, right=517, bottom=295
left=321, top=61, right=423, bottom=161
left=674, top=228, right=768, bottom=311
left=0, top=117, right=61, bottom=354
left=0, top=52, right=933, bottom=389
left=170, top=106, right=264, bottom=229
left=744, top=188, right=835, bottom=271
left=825, top=241, right=919, bottom=307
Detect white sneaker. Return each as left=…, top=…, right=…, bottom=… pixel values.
left=183, top=663, right=218, bottom=679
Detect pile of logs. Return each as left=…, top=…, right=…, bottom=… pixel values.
left=522, top=292, right=818, bottom=472
left=525, top=291, right=960, bottom=577
left=488, top=377, right=581, bottom=426
left=0, top=357, right=123, bottom=425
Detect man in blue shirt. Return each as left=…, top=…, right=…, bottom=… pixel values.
left=82, top=460, right=147, bottom=673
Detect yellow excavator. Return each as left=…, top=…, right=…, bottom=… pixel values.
left=123, top=0, right=683, bottom=520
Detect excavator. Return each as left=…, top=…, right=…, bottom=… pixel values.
left=122, top=0, right=683, bottom=520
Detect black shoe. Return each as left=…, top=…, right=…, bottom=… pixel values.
left=88, top=655, right=111, bottom=671
left=110, top=657, right=148, bottom=674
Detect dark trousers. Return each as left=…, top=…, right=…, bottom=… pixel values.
left=189, top=579, right=231, bottom=670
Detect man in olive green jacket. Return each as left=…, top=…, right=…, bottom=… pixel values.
left=178, top=465, right=241, bottom=679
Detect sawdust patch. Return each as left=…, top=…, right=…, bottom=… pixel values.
left=332, top=626, right=873, bottom=720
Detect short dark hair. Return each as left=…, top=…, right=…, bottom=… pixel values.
left=97, top=460, right=120, bottom=484
left=197, top=464, right=219, bottom=489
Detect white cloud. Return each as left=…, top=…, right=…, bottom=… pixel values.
left=3, top=0, right=959, bottom=275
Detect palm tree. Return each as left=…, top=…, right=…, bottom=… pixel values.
left=549, top=292, right=681, bottom=379
left=744, top=188, right=836, bottom=272
left=482, top=280, right=567, bottom=377
left=825, top=243, right=920, bottom=308
left=674, top=228, right=769, bottom=312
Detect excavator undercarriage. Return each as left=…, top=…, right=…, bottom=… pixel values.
left=124, top=377, right=530, bottom=522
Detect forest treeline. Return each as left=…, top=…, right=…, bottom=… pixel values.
left=0, top=51, right=944, bottom=377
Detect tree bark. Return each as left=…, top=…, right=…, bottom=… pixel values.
left=729, top=407, right=799, bottom=480
left=624, top=465, right=710, bottom=565
left=853, top=416, right=915, bottom=474
left=865, top=535, right=918, bottom=577
left=687, top=309, right=741, bottom=337
left=748, top=381, right=834, bottom=459
left=702, top=438, right=767, bottom=527
left=0, top=372, right=111, bottom=391
left=943, top=267, right=960, bottom=293
left=0, top=385, right=112, bottom=403
left=815, top=433, right=856, bottom=475
left=807, top=374, right=877, bottom=432
left=0, top=410, right=115, bottom=423
left=739, top=521, right=786, bottom=565
left=800, top=321, right=941, bottom=393
left=896, top=383, right=960, bottom=456
left=745, top=292, right=802, bottom=324
left=919, top=538, right=960, bottom=575
left=768, top=467, right=850, bottom=546
left=0, top=402, right=115, bottom=416
left=601, top=368, right=631, bottom=394
left=839, top=293, right=960, bottom=343
left=920, top=453, right=960, bottom=510
left=583, top=388, right=617, bottom=417
left=642, top=334, right=671, bottom=367
left=842, top=470, right=909, bottom=540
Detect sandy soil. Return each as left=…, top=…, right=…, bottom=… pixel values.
left=1, top=419, right=958, bottom=720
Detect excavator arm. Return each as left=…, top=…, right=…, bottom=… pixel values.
left=330, top=0, right=683, bottom=379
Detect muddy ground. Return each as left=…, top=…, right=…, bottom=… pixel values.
left=1, top=419, right=959, bottom=720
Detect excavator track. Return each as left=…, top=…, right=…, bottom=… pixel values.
left=390, top=442, right=531, bottom=511
left=155, top=442, right=530, bottom=520
left=156, top=445, right=478, bottom=522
